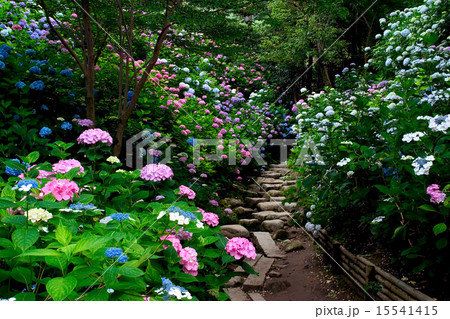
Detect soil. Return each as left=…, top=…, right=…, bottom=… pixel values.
left=262, top=228, right=362, bottom=301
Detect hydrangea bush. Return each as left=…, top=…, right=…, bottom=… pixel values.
left=288, top=0, right=449, bottom=279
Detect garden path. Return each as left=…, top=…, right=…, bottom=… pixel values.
left=222, top=163, right=361, bottom=301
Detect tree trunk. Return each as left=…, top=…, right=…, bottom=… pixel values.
left=82, top=0, right=96, bottom=125
left=319, top=62, right=333, bottom=88
left=307, top=55, right=313, bottom=92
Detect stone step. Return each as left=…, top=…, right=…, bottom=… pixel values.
left=262, top=184, right=283, bottom=191
left=225, top=275, right=245, bottom=288
left=242, top=256, right=275, bottom=292
left=263, top=190, right=283, bottom=198
left=270, top=163, right=287, bottom=168
left=224, top=288, right=251, bottom=301
left=270, top=196, right=286, bottom=202
left=270, top=168, right=289, bottom=174
left=248, top=292, right=266, bottom=301
left=252, top=232, right=285, bottom=258
left=282, top=180, right=297, bottom=186
left=239, top=218, right=260, bottom=228
left=245, top=197, right=269, bottom=208
left=220, top=225, right=250, bottom=238
left=252, top=211, right=291, bottom=222
left=261, top=172, right=281, bottom=178
left=262, top=219, right=285, bottom=232
left=255, top=177, right=282, bottom=184
left=234, top=206, right=255, bottom=215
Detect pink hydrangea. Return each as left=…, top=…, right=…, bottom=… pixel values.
left=224, top=208, right=233, bottom=214
left=209, top=199, right=219, bottom=207
left=178, top=185, right=196, bottom=199
left=76, top=119, right=94, bottom=127
left=202, top=212, right=219, bottom=227
left=52, top=159, right=84, bottom=175
left=41, top=179, right=79, bottom=201
left=140, top=163, right=174, bottom=182
left=225, top=237, right=256, bottom=260
left=426, top=184, right=446, bottom=204
left=160, top=234, right=182, bottom=253
left=179, top=247, right=199, bottom=276
left=77, top=128, right=113, bottom=146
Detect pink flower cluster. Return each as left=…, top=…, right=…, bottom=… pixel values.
left=160, top=234, right=199, bottom=276
left=53, top=159, right=84, bottom=175
left=41, top=179, right=79, bottom=201
left=225, top=237, right=256, bottom=260
left=178, top=185, right=196, bottom=199
left=426, top=184, right=446, bottom=204
left=202, top=212, right=219, bottom=227
left=76, top=119, right=94, bottom=127
left=140, top=163, right=174, bottom=182
left=77, top=128, right=113, bottom=146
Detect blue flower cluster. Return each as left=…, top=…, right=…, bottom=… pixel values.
left=61, top=122, right=72, bottom=130
left=25, top=49, right=36, bottom=56
left=167, top=206, right=197, bottom=221
left=187, top=137, right=197, bottom=146
left=15, top=81, right=26, bottom=89
left=157, top=277, right=190, bottom=300
left=39, top=126, right=52, bottom=137
left=69, top=203, right=97, bottom=211
left=110, top=213, right=131, bottom=222
left=17, top=179, right=39, bottom=190
left=0, top=44, right=11, bottom=61
left=127, top=91, right=134, bottom=101
left=29, top=66, right=41, bottom=74
left=5, top=159, right=22, bottom=176
left=105, top=247, right=123, bottom=258
left=30, top=80, right=45, bottom=91
left=60, top=68, right=73, bottom=77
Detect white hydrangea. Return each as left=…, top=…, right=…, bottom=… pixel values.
left=411, top=155, right=435, bottom=175
left=402, top=132, right=425, bottom=143
left=337, top=158, right=351, bottom=167
left=27, top=208, right=53, bottom=223
left=428, top=114, right=450, bottom=132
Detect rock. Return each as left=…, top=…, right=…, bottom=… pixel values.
left=288, top=228, right=300, bottom=239
left=242, top=257, right=275, bottom=291
left=230, top=198, right=244, bottom=207
left=271, top=168, right=289, bottom=174
left=261, top=172, right=281, bottom=178
left=284, top=240, right=304, bottom=252
left=220, top=225, right=250, bottom=238
left=267, top=271, right=282, bottom=278
left=234, top=206, right=253, bottom=215
left=262, top=219, right=285, bottom=232
left=248, top=293, right=266, bottom=301
left=245, top=197, right=268, bottom=208
left=272, top=229, right=289, bottom=240
left=262, top=184, right=283, bottom=191
left=235, top=254, right=262, bottom=273
left=225, top=275, right=244, bottom=288
left=224, top=288, right=251, bottom=301
left=257, top=202, right=283, bottom=212
left=252, top=232, right=285, bottom=258
left=264, top=190, right=283, bottom=198
left=270, top=163, right=287, bottom=168
left=239, top=219, right=260, bottom=227
left=255, top=177, right=282, bottom=184
left=265, top=280, right=291, bottom=293
left=270, top=196, right=286, bottom=202
left=252, top=211, right=291, bottom=222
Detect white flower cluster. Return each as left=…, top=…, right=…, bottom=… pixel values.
left=412, top=155, right=435, bottom=175
left=371, top=216, right=385, bottom=224
left=402, top=131, right=425, bottom=143
left=27, top=208, right=53, bottom=223
left=428, top=114, right=450, bottom=132
left=336, top=158, right=351, bottom=167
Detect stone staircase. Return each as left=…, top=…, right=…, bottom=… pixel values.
left=220, top=163, right=301, bottom=301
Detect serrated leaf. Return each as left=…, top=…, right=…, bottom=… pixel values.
left=214, top=234, right=228, bottom=250
left=11, top=267, right=34, bottom=284
left=78, top=194, right=94, bottom=204
left=12, top=228, right=39, bottom=251
left=46, top=276, right=77, bottom=301
left=4, top=160, right=25, bottom=171
left=436, top=238, right=448, bottom=250
left=73, top=236, right=113, bottom=254
left=117, top=266, right=144, bottom=277
left=35, top=201, right=67, bottom=209
left=26, top=151, right=40, bottom=164
left=1, top=215, right=27, bottom=227
left=55, top=224, right=72, bottom=246
left=18, top=249, right=62, bottom=257
left=433, top=223, right=447, bottom=236
left=204, top=248, right=222, bottom=258
left=0, top=198, right=15, bottom=209
left=83, top=288, right=109, bottom=301
left=419, top=205, right=437, bottom=212
left=241, top=262, right=258, bottom=275
left=45, top=256, right=69, bottom=272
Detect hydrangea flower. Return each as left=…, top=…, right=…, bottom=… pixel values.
left=106, top=156, right=120, bottom=164
left=225, top=237, right=256, bottom=260
left=77, top=128, right=113, bottom=146
left=15, top=81, right=26, bottom=89
left=201, top=212, right=219, bottom=227
left=13, top=179, right=39, bottom=192
left=60, top=68, right=73, bottom=77
left=428, top=115, right=450, bottom=132
left=61, top=122, right=72, bottom=130
left=39, top=127, right=51, bottom=138
left=30, top=80, right=45, bottom=91
left=52, top=159, right=84, bottom=175
left=61, top=203, right=102, bottom=213
left=110, top=213, right=131, bottom=222
left=29, top=66, right=40, bottom=74
left=209, top=199, right=219, bottom=207
left=167, top=206, right=203, bottom=228
left=178, top=185, right=196, bottom=199
left=0, top=61, right=5, bottom=70
left=41, top=179, right=79, bottom=201
left=426, top=184, right=446, bottom=204
left=27, top=208, right=53, bottom=223
left=25, top=49, right=36, bottom=56
left=187, top=137, right=197, bottom=146
left=336, top=158, right=351, bottom=167
left=5, top=159, right=22, bottom=176
left=402, top=132, right=425, bottom=143
left=140, top=163, right=174, bottom=182
left=179, top=247, right=199, bottom=276
left=411, top=155, right=435, bottom=175
left=76, top=119, right=94, bottom=127
left=371, top=216, right=385, bottom=224
left=155, top=277, right=192, bottom=300
left=105, top=247, right=123, bottom=258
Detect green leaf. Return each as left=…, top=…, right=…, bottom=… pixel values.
left=117, top=266, right=144, bottom=278
left=83, top=288, right=109, bottom=301
left=201, top=236, right=219, bottom=246
left=45, top=256, right=69, bottom=272
left=0, top=198, right=15, bottom=209
left=0, top=238, right=13, bottom=248
left=18, top=249, right=62, bottom=257
left=78, top=194, right=94, bottom=204
left=163, top=246, right=180, bottom=265
left=73, top=236, right=113, bottom=254
left=436, top=238, right=448, bottom=250
left=0, top=269, right=9, bottom=283
left=1, top=215, right=27, bottom=227
left=221, top=254, right=235, bottom=263
left=14, top=292, right=36, bottom=301
left=35, top=201, right=67, bottom=209
left=0, top=248, right=18, bottom=258
left=12, top=228, right=39, bottom=251
left=419, top=205, right=438, bottom=212
left=204, top=249, right=222, bottom=258
left=433, top=223, right=447, bottom=236
left=374, top=185, right=393, bottom=196
left=214, top=234, right=228, bottom=250
left=4, top=160, right=25, bottom=171
left=55, top=224, right=72, bottom=246
left=171, top=272, right=198, bottom=283
left=1, top=185, right=16, bottom=200
left=46, top=276, right=77, bottom=301
left=103, top=266, right=118, bottom=286
left=26, top=151, right=40, bottom=164
left=11, top=267, right=34, bottom=284
left=241, top=262, right=258, bottom=275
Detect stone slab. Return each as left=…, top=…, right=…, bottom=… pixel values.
left=262, top=219, right=285, bottom=232
left=225, top=275, right=245, bottom=288
left=245, top=197, right=268, bottom=207
left=255, top=177, right=282, bottom=184
left=252, top=211, right=291, bottom=222
left=239, top=219, right=260, bottom=227
left=242, top=256, right=275, bottom=292
left=257, top=202, right=283, bottom=212
left=270, top=196, right=286, bottom=202
left=248, top=293, right=266, bottom=301
left=270, top=163, right=287, bottom=168
left=263, top=190, right=282, bottom=198
left=234, top=253, right=263, bottom=273
left=224, top=288, right=251, bottom=301
left=252, top=232, right=285, bottom=258
left=220, top=224, right=250, bottom=238
left=261, top=172, right=281, bottom=178
left=262, top=184, right=283, bottom=191
left=270, top=168, right=289, bottom=174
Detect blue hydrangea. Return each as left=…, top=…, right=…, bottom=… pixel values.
left=187, top=137, right=197, bottom=146
left=25, top=49, right=36, bottom=56
left=30, top=80, right=45, bottom=91
left=41, top=104, right=48, bottom=110
left=48, top=67, right=56, bottom=75
left=110, top=213, right=131, bottom=222
left=0, top=44, right=12, bottom=54
left=39, top=126, right=52, bottom=137
left=13, top=114, right=21, bottom=120
left=36, top=60, right=49, bottom=66
left=16, top=179, right=39, bottom=191
left=29, top=66, right=41, bottom=74
left=105, top=247, right=123, bottom=258
left=117, top=255, right=128, bottom=263
left=5, top=159, right=22, bottom=176
left=0, top=50, right=9, bottom=60
left=401, top=29, right=410, bottom=37
left=167, top=206, right=198, bottom=221
left=15, top=81, right=26, bottom=89
left=0, top=61, right=5, bottom=70
left=60, top=68, right=73, bottom=77
left=127, top=91, right=134, bottom=101
left=61, top=122, right=72, bottom=130
left=69, top=203, right=97, bottom=211
left=156, top=277, right=191, bottom=300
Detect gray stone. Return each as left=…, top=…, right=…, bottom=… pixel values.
left=256, top=177, right=282, bottom=184
left=230, top=198, right=244, bottom=207
left=234, top=206, right=253, bottom=215
left=252, top=232, right=285, bottom=258
left=284, top=240, right=304, bottom=252
left=239, top=219, right=260, bottom=227
left=271, top=168, right=289, bottom=174
left=272, top=229, right=289, bottom=240
left=248, top=293, right=266, bottom=301
left=262, top=184, right=283, bottom=191
left=283, top=180, right=297, bottom=186
left=220, top=225, right=250, bottom=238
left=267, top=271, right=282, bottom=278
left=224, top=288, right=251, bottom=301
left=225, top=275, right=245, bottom=288
left=257, top=202, right=283, bottom=212
left=242, top=257, right=275, bottom=291
left=270, top=196, right=286, bottom=202
left=270, top=163, right=287, bottom=168
left=261, top=172, right=281, bottom=178
left=245, top=197, right=268, bottom=208
left=262, top=219, right=285, bottom=232
left=252, top=211, right=291, bottom=222
left=264, top=190, right=283, bottom=198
